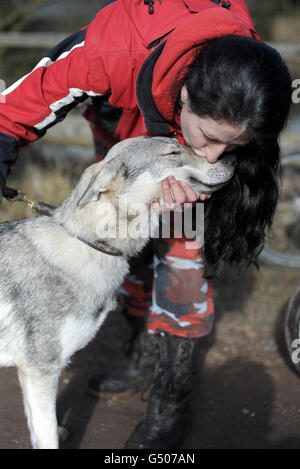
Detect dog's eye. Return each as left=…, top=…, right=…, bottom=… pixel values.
left=160, top=144, right=182, bottom=156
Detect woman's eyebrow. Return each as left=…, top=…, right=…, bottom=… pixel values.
left=199, top=127, right=245, bottom=145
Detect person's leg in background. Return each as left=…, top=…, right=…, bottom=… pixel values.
left=88, top=241, right=157, bottom=397
left=125, top=236, right=214, bottom=449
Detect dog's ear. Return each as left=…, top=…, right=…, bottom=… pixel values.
left=77, top=159, right=124, bottom=207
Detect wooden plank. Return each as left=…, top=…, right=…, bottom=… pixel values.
left=0, top=32, right=299, bottom=57
left=268, top=42, right=300, bottom=57
left=0, top=32, right=68, bottom=49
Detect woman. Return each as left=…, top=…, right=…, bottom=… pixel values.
left=0, top=0, right=292, bottom=449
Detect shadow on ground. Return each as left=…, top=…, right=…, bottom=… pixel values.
left=0, top=247, right=300, bottom=449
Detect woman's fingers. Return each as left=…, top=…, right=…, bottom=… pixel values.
left=152, top=198, right=162, bottom=214
left=161, top=176, right=211, bottom=205
left=153, top=176, right=211, bottom=213
left=161, top=177, right=177, bottom=208
left=177, top=180, right=198, bottom=202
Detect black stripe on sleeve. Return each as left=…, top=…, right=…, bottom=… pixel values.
left=45, top=28, right=87, bottom=62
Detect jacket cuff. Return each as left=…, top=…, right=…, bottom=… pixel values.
left=0, top=132, right=18, bottom=204
left=0, top=172, right=4, bottom=204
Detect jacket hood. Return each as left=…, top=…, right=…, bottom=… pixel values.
left=151, top=6, right=258, bottom=123
left=122, top=0, right=258, bottom=48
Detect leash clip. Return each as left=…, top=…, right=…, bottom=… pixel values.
left=6, top=189, right=37, bottom=211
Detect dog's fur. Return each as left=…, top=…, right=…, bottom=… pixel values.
left=0, top=136, right=235, bottom=448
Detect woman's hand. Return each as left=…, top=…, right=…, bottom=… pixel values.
left=152, top=175, right=211, bottom=213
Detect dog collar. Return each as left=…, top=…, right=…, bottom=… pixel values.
left=77, top=237, right=123, bottom=257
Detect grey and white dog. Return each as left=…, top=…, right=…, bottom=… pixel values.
left=0, top=136, right=235, bottom=449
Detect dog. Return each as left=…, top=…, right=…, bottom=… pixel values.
left=0, top=136, right=235, bottom=449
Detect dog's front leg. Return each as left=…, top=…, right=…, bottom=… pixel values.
left=17, top=367, right=60, bottom=449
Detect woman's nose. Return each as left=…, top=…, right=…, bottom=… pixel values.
left=194, top=143, right=227, bottom=163
left=207, top=143, right=227, bottom=163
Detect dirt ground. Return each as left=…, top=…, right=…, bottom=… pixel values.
left=0, top=261, right=299, bottom=450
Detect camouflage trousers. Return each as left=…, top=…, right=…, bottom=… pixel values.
left=120, top=237, right=214, bottom=339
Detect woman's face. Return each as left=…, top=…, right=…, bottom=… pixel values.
left=180, top=85, right=252, bottom=163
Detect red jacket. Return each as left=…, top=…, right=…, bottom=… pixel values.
left=0, top=0, right=258, bottom=197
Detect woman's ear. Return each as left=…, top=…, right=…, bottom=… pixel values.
left=181, top=84, right=188, bottom=105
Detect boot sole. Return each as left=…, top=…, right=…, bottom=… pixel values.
left=88, top=383, right=150, bottom=400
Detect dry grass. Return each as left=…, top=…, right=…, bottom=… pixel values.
left=0, top=143, right=92, bottom=223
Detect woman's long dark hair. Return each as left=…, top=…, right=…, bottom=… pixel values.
left=173, top=35, right=292, bottom=278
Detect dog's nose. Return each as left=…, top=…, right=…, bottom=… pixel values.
left=222, top=154, right=237, bottom=167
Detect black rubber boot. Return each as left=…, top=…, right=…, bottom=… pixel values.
left=88, top=312, right=156, bottom=398
left=124, top=334, right=203, bottom=449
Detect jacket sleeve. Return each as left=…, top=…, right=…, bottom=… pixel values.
left=0, top=26, right=110, bottom=203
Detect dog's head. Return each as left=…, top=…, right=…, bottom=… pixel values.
left=77, top=136, right=236, bottom=206
left=60, top=137, right=236, bottom=247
